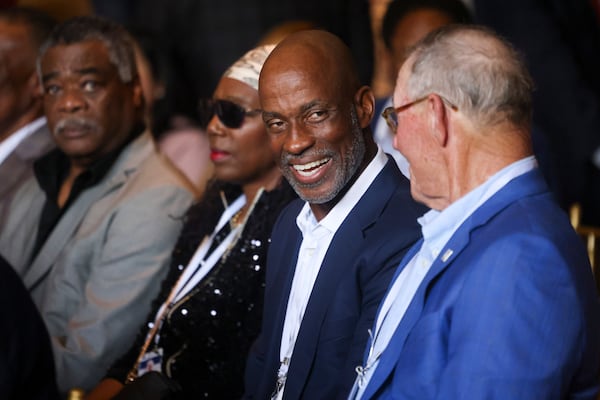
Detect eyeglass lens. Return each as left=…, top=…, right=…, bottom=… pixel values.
left=215, top=100, right=246, bottom=129
left=197, top=99, right=247, bottom=129
left=383, top=107, right=398, bottom=131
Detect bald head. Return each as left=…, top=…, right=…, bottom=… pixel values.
left=260, top=30, right=362, bottom=101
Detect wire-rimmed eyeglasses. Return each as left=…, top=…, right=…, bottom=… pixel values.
left=382, top=94, right=458, bottom=132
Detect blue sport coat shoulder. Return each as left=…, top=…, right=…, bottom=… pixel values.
left=245, top=158, right=427, bottom=400
left=362, top=169, right=600, bottom=400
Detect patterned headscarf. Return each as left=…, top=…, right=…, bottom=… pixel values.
left=223, top=44, right=276, bottom=90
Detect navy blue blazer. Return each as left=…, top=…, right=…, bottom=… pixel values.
left=358, top=169, right=600, bottom=399
left=243, top=157, right=427, bottom=400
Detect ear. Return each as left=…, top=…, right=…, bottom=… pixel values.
left=26, top=70, right=43, bottom=99
left=131, top=75, right=144, bottom=109
left=353, top=85, right=375, bottom=129
left=429, top=94, right=450, bottom=147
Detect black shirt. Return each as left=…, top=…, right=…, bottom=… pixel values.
left=30, top=126, right=143, bottom=261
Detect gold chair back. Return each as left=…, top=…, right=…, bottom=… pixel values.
left=569, top=203, right=600, bottom=293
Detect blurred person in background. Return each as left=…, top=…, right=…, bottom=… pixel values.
left=0, top=6, right=55, bottom=226
left=131, top=27, right=212, bottom=196
left=372, top=0, right=472, bottom=176
left=112, top=0, right=375, bottom=126
left=473, top=0, right=600, bottom=224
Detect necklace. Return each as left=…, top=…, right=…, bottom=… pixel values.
left=230, top=208, right=245, bottom=228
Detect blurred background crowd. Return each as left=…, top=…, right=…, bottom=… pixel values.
left=2, top=0, right=599, bottom=224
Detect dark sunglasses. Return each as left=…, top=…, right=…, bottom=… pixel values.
left=199, top=99, right=262, bottom=129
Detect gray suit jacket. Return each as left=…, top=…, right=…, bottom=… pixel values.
left=0, top=121, right=54, bottom=228
left=0, top=131, right=195, bottom=394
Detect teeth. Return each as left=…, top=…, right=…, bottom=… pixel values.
left=292, top=158, right=329, bottom=177
left=293, top=158, right=329, bottom=172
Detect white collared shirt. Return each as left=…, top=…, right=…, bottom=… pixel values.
left=351, top=156, right=537, bottom=399
left=0, top=117, right=47, bottom=166
left=275, top=146, right=388, bottom=399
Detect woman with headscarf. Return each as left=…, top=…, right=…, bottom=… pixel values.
left=86, top=44, right=296, bottom=400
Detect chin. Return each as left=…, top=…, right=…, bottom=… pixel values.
left=295, top=185, right=339, bottom=204
left=60, top=148, right=96, bottom=160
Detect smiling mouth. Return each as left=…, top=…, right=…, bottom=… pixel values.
left=292, top=158, right=330, bottom=177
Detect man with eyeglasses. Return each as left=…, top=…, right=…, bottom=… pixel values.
left=349, top=25, right=600, bottom=399
left=243, top=30, right=427, bottom=400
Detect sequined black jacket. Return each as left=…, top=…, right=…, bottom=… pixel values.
left=106, top=179, right=297, bottom=399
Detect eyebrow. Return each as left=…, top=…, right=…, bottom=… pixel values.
left=262, top=100, right=328, bottom=120
left=76, top=67, right=102, bottom=76
left=261, top=110, right=282, bottom=120
left=300, top=100, right=327, bottom=114
left=42, top=67, right=103, bottom=83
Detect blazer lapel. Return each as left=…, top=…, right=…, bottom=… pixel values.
left=24, top=183, right=112, bottom=290
left=360, top=234, right=464, bottom=399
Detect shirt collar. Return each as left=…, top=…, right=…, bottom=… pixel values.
left=418, top=156, right=538, bottom=259
left=297, top=145, right=388, bottom=234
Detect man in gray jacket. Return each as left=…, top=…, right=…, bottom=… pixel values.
left=0, top=16, right=195, bottom=395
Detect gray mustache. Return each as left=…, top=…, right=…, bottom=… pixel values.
left=281, top=149, right=332, bottom=165
left=54, top=118, right=100, bottom=135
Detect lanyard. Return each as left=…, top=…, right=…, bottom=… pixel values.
left=126, top=193, right=246, bottom=381
left=170, top=195, right=245, bottom=304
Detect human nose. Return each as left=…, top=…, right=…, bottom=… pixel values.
left=207, top=114, right=226, bottom=137
left=58, top=87, right=87, bottom=113
left=282, top=121, right=314, bottom=155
